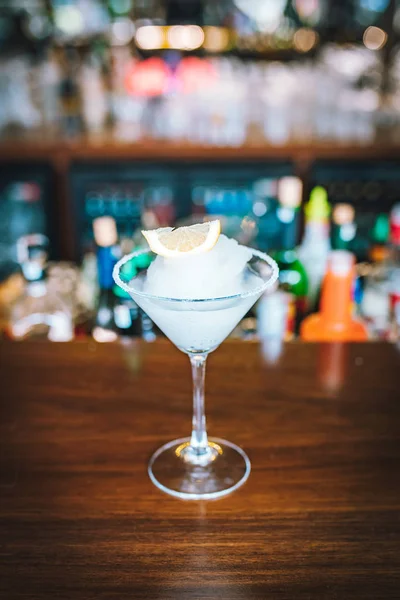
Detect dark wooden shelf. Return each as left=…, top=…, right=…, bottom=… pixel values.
left=1, top=135, right=400, bottom=164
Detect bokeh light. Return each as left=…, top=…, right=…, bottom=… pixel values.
left=167, top=25, right=204, bottom=51
left=54, top=5, right=84, bottom=37
left=111, top=18, right=135, bottom=46
left=363, top=26, right=387, bottom=50
left=203, top=27, right=230, bottom=53
left=333, top=203, right=355, bottom=226
left=293, top=28, right=319, bottom=52
left=176, top=57, right=216, bottom=93
left=125, top=58, right=171, bottom=97
left=135, top=25, right=164, bottom=50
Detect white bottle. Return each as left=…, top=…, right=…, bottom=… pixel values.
left=40, top=50, right=62, bottom=128
left=79, top=52, right=108, bottom=134
left=298, top=186, right=331, bottom=310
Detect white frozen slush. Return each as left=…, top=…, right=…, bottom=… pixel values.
left=144, top=234, right=253, bottom=299
left=131, top=235, right=265, bottom=352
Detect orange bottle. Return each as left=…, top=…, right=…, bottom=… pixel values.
left=301, top=251, right=368, bottom=341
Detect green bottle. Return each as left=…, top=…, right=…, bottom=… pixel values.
left=369, top=213, right=390, bottom=264
left=298, top=186, right=331, bottom=311
left=272, top=177, right=308, bottom=330
left=273, top=242, right=308, bottom=319
left=331, top=203, right=356, bottom=251
left=371, top=213, right=389, bottom=247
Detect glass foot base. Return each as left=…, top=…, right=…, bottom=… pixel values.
left=148, top=437, right=251, bottom=500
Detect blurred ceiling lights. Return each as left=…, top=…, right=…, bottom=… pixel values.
left=293, top=27, right=319, bottom=52
left=234, top=0, right=287, bottom=32
left=167, top=25, right=204, bottom=50
left=135, top=24, right=229, bottom=52
left=363, top=26, right=387, bottom=50
left=203, top=26, right=230, bottom=53
left=135, top=25, right=164, bottom=49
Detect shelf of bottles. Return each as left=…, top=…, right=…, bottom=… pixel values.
left=1, top=1, right=400, bottom=147
left=71, top=161, right=293, bottom=257
left=1, top=156, right=400, bottom=345
left=2, top=0, right=400, bottom=345
left=2, top=47, right=400, bottom=148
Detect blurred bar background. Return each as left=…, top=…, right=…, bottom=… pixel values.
left=1, top=0, right=400, bottom=347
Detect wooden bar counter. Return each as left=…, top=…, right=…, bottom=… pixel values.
left=0, top=340, right=399, bottom=599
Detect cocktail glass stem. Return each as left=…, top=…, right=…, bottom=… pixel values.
left=188, top=354, right=212, bottom=463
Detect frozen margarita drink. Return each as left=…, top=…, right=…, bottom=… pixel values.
left=127, top=221, right=266, bottom=353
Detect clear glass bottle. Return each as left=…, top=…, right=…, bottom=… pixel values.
left=9, top=235, right=73, bottom=341
left=92, top=217, right=120, bottom=343
left=271, top=177, right=308, bottom=331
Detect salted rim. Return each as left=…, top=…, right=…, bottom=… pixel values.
left=112, top=246, right=279, bottom=304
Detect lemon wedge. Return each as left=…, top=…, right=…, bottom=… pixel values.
left=142, top=220, right=221, bottom=258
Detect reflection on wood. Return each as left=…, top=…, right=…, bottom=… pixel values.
left=0, top=340, right=399, bottom=599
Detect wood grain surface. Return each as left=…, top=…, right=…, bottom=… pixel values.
left=0, top=340, right=399, bottom=599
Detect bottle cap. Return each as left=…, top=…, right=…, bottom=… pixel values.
left=93, top=216, right=118, bottom=247
left=327, top=250, right=354, bottom=276
left=369, top=245, right=389, bottom=263
left=17, top=234, right=49, bottom=282
left=390, top=203, right=400, bottom=245
left=332, top=203, right=355, bottom=226
left=278, top=176, right=302, bottom=209
left=305, top=186, right=331, bottom=222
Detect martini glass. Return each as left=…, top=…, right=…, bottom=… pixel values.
left=113, top=248, right=278, bottom=500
